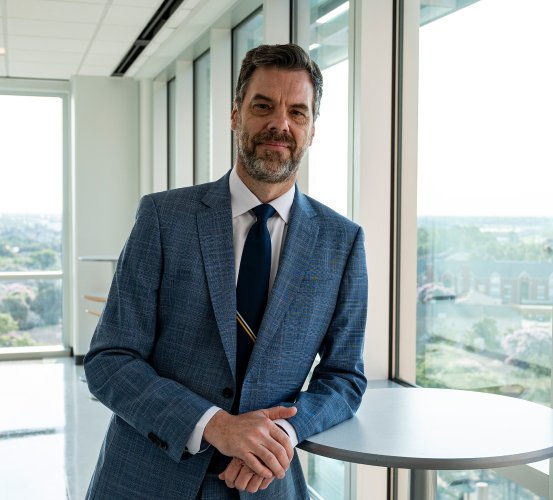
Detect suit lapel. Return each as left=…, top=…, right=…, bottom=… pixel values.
left=249, top=189, right=319, bottom=367
left=197, top=174, right=237, bottom=378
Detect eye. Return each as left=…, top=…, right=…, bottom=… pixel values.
left=252, top=103, right=270, bottom=111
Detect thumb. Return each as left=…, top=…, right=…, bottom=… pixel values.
left=262, top=405, right=297, bottom=420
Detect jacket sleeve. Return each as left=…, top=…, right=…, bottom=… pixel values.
left=84, top=195, right=215, bottom=463
left=285, top=226, right=368, bottom=443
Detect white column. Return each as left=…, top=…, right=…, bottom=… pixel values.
left=398, top=0, right=421, bottom=386
left=71, top=76, right=140, bottom=360
left=210, top=28, right=232, bottom=181
left=139, top=79, right=154, bottom=196
left=263, top=0, right=290, bottom=44
left=352, top=0, right=395, bottom=496
left=152, top=80, right=168, bottom=191
left=175, top=60, right=194, bottom=187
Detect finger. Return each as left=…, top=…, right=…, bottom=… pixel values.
left=242, top=452, right=274, bottom=479
left=245, top=473, right=264, bottom=494
left=219, top=458, right=243, bottom=488
left=259, top=476, right=275, bottom=490
left=261, top=406, right=297, bottom=421
left=252, top=443, right=288, bottom=479
left=234, top=467, right=256, bottom=491
left=258, top=430, right=293, bottom=472
left=270, top=424, right=294, bottom=460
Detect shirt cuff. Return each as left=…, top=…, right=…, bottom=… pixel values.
left=185, top=406, right=221, bottom=455
left=274, top=418, right=298, bottom=448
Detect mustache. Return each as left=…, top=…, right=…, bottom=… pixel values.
left=251, top=130, right=296, bottom=148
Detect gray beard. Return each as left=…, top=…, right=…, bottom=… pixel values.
left=235, top=130, right=304, bottom=184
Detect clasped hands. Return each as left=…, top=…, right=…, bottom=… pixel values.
left=203, top=406, right=297, bottom=493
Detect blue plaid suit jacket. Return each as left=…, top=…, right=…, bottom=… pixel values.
left=84, top=172, right=368, bottom=499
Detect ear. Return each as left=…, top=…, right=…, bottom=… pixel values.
left=230, top=105, right=238, bottom=131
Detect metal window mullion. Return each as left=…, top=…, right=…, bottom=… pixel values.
left=0, top=272, right=63, bottom=281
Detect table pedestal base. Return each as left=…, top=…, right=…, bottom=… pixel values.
left=410, top=470, right=437, bottom=500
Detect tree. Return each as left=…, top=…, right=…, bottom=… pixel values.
left=502, top=327, right=552, bottom=369
left=0, top=286, right=39, bottom=330
left=31, top=281, right=62, bottom=325
left=0, top=313, right=17, bottom=335
left=27, top=249, right=58, bottom=270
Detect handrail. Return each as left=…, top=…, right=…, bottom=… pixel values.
left=0, top=271, right=63, bottom=281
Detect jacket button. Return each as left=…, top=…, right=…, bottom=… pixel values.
left=222, top=387, right=233, bottom=398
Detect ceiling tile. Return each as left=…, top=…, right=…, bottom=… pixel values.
left=0, top=58, right=6, bottom=77
left=82, top=51, right=119, bottom=67
left=152, top=26, right=175, bottom=45
left=7, top=0, right=104, bottom=24
left=165, top=8, right=192, bottom=29
left=9, top=18, right=96, bottom=39
left=78, top=64, right=113, bottom=76
left=95, top=23, right=141, bottom=42
left=87, top=39, right=130, bottom=55
left=183, top=0, right=203, bottom=9
left=103, top=5, right=155, bottom=27
left=37, top=0, right=107, bottom=4
left=10, top=60, right=78, bottom=79
left=8, top=35, right=88, bottom=53
left=112, top=0, right=163, bottom=7
left=8, top=48, right=82, bottom=64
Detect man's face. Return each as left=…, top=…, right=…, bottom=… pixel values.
left=231, top=66, right=315, bottom=184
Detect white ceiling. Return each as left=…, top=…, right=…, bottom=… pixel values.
left=0, top=0, right=206, bottom=80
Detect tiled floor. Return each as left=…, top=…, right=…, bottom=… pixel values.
left=0, top=358, right=112, bottom=500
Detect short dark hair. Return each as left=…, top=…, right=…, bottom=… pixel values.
left=235, top=43, right=323, bottom=119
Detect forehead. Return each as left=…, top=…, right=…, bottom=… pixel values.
left=243, top=67, right=314, bottom=110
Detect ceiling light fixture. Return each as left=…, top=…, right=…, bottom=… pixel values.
left=316, top=2, right=349, bottom=24
left=0, top=48, right=6, bottom=56
left=112, top=0, right=186, bottom=77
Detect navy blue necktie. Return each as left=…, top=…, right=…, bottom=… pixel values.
left=235, top=204, right=276, bottom=403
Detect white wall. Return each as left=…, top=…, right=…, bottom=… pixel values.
left=70, top=76, right=140, bottom=360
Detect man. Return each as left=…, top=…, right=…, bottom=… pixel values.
left=84, top=43, right=367, bottom=499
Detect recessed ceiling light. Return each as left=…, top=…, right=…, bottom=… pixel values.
left=0, top=48, right=6, bottom=56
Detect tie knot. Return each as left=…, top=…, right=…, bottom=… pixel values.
left=252, top=204, right=276, bottom=224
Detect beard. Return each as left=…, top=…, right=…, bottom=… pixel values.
left=235, top=124, right=310, bottom=184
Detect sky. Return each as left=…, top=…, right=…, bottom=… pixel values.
left=1, top=0, right=551, bottom=219
left=0, top=95, right=63, bottom=215
left=417, top=0, right=553, bottom=217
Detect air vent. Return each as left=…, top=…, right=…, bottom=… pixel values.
left=112, top=0, right=186, bottom=77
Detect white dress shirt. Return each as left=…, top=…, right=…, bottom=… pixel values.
left=185, top=168, right=298, bottom=455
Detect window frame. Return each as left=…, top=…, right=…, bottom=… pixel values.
left=395, top=0, right=553, bottom=497
left=0, top=79, right=72, bottom=360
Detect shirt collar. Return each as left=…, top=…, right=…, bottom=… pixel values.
left=229, top=167, right=295, bottom=223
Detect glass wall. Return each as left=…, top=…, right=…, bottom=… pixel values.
left=232, top=9, right=264, bottom=90
left=294, top=0, right=351, bottom=497
left=232, top=9, right=264, bottom=161
left=0, top=95, right=64, bottom=350
left=194, top=50, right=212, bottom=185
left=297, top=0, right=350, bottom=217
left=414, top=0, right=553, bottom=496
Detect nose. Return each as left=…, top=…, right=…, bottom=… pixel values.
left=267, top=106, right=290, bottom=133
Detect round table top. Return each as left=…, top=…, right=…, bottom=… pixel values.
left=298, top=387, right=553, bottom=470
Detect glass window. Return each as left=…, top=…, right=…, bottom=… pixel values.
left=232, top=9, right=264, bottom=161
left=194, top=51, right=211, bottom=185
left=297, top=0, right=350, bottom=217
left=294, top=0, right=351, bottom=497
left=232, top=9, right=264, bottom=90
left=413, top=0, right=553, bottom=496
left=0, top=95, right=64, bottom=350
